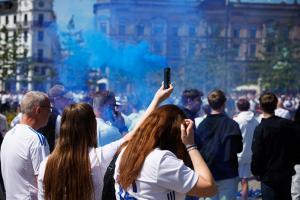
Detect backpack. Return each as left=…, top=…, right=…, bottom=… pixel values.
left=102, top=153, right=119, bottom=200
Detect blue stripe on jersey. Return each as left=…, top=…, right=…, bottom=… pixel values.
left=132, top=182, right=137, bottom=193
left=118, top=185, right=137, bottom=200
left=28, top=127, right=45, bottom=145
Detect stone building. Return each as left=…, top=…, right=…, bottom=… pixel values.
left=0, top=0, right=59, bottom=92
left=93, top=0, right=300, bottom=90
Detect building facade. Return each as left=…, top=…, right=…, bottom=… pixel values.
left=0, top=0, right=59, bottom=92
left=93, top=0, right=300, bottom=91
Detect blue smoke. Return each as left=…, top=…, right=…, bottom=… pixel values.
left=53, top=0, right=167, bottom=98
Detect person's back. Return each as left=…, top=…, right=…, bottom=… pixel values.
left=1, top=125, right=48, bottom=199
left=233, top=98, right=258, bottom=200
left=38, top=84, right=176, bottom=200
left=197, top=113, right=242, bottom=180
left=114, top=105, right=217, bottom=200
left=292, top=106, right=300, bottom=200
left=233, top=99, right=258, bottom=164
left=195, top=89, right=242, bottom=200
left=1, top=91, right=50, bottom=200
left=115, top=148, right=197, bottom=200
left=252, top=116, right=295, bottom=183
left=251, top=92, right=297, bottom=200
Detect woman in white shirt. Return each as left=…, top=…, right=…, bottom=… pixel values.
left=38, top=84, right=173, bottom=200
left=115, top=105, right=217, bottom=200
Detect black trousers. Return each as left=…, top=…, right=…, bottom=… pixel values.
left=261, top=178, right=292, bottom=200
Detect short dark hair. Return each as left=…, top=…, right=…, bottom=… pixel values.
left=259, top=92, right=278, bottom=114
left=181, top=89, right=203, bottom=106
left=207, top=89, right=226, bottom=110
left=237, top=98, right=250, bottom=111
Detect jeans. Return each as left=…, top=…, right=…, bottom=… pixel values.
left=261, top=178, right=292, bottom=200
left=200, top=177, right=239, bottom=200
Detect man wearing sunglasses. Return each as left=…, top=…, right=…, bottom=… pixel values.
left=1, top=91, right=50, bottom=200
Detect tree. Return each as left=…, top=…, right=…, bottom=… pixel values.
left=0, top=25, right=27, bottom=91
left=252, top=21, right=300, bottom=93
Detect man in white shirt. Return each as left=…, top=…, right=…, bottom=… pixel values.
left=1, top=91, right=51, bottom=200
left=275, top=97, right=291, bottom=119
left=233, top=98, right=259, bottom=200
left=93, top=91, right=125, bottom=146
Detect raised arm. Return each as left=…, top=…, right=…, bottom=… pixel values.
left=181, top=119, right=217, bottom=197
left=123, top=83, right=173, bottom=141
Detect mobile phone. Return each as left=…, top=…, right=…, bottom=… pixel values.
left=164, top=67, right=171, bottom=89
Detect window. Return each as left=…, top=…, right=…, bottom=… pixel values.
left=37, top=49, right=43, bottom=62
left=119, top=24, right=126, bottom=35
left=5, top=16, right=9, bottom=25
left=266, top=23, right=276, bottom=37
left=266, top=44, right=273, bottom=53
left=38, top=1, right=45, bottom=8
left=41, top=67, right=46, bottom=75
left=152, top=24, right=164, bottom=36
left=38, top=14, right=44, bottom=26
left=24, top=14, right=28, bottom=25
left=171, top=26, right=178, bottom=37
left=249, top=28, right=256, bottom=39
left=281, top=27, right=289, bottom=39
left=211, top=24, right=220, bottom=37
left=136, top=24, right=144, bottom=36
left=233, top=44, right=240, bottom=57
left=233, top=28, right=240, bottom=38
left=249, top=44, right=256, bottom=57
left=168, top=41, right=180, bottom=56
left=189, top=26, right=196, bottom=37
left=34, top=66, right=46, bottom=76
left=153, top=41, right=163, bottom=54
left=37, top=31, right=44, bottom=41
left=13, top=15, right=17, bottom=24
left=5, top=31, right=8, bottom=42
left=100, top=22, right=107, bottom=34
left=188, top=42, right=196, bottom=56
left=24, top=30, right=28, bottom=42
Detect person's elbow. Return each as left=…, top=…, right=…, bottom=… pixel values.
left=202, top=180, right=217, bottom=197
left=187, top=177, right=217, bottom=197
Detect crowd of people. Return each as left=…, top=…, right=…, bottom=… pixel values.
left=0, top=83, right=299, bottom=200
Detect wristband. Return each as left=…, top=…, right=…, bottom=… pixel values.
left=185, top=144, right=197, bottom=151
left=187, top=146, right=198, bottom=152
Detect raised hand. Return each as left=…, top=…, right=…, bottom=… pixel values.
left=180, top=119, right=195, bottom=146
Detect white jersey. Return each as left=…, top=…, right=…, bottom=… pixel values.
left=1, top=124, right=49, bottom=200
left=275, top=107, right=291, bottom=119
left=96, top=117, right=122, bottom=146
left=234, top=111, right=259, bottom=163
left=38, top=139, right=124, bottom=200
left=114, top=148, right=198, bottom=200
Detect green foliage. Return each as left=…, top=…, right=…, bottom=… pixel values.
left=0, top=25, right=27, bottom=90
left=252, top=21, right=300, bottom=93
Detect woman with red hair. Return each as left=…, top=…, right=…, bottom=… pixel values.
left=114, top=104, right=217, bottom=199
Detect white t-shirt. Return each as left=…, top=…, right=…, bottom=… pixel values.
left=37, top=138, right=124, bottom=200
left=114, top=148, right=198, bottom=200
left=96, top=117, right=122, bottom=146
left=1, top=124, right=49, bottom=200
left=275, top=107, right=291, bottom=119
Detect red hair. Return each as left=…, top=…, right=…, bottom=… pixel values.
left=118, top=105, right=191, bottom=189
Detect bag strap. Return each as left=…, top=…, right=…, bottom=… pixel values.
left=101, top=153, right=119, bottom=200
